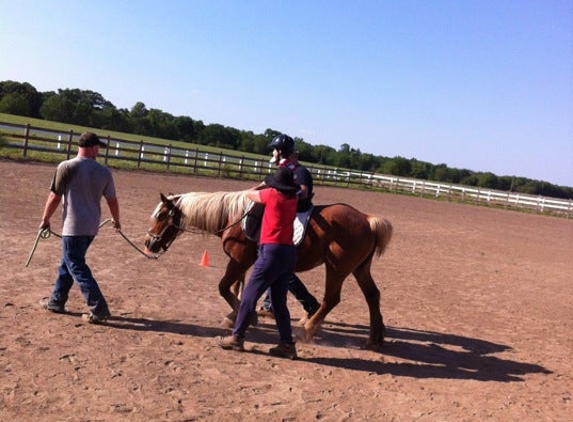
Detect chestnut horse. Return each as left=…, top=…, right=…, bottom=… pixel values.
left=144, top=191, right=393, bottom=350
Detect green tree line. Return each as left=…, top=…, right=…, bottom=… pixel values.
left=1, top=80, right=571, bottom=199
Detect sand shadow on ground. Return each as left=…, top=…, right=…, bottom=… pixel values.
left=101, top=315, right=230, bottom=337
left=101, top=315, right=551, bottom=382
left=301, top=322, right=552, bottom=382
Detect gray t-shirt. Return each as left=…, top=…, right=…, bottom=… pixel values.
left=50, top=157, right=116, bottom=236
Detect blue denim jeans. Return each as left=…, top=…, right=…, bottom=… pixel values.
left=49, top=235, right=110, bottom=316
left=233, top=244, right=297, bottom=343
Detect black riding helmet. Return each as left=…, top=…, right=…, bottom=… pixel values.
left=268, top=134, right=295, bottom=155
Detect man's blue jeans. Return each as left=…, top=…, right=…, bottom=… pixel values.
left=50, top=235, right=110, bottom=316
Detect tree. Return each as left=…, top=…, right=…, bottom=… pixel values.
left=174, top=116, right=195, bottom=142
left=0, top=93, right=30, bottom=115
left=410, top=160, right=431, bottom=180
left=129, top=102, right=149, bottom=135
left=382, top=157, right=412, bottom=177
left=39, top=94, right=75, bottom=123
left=477, top=172, right=498, bottom=189
left=146, top=108, right=177, bottom=139
left=0, top=80, right=42, bottom=117
left=201, top=124, right=241, bottom=149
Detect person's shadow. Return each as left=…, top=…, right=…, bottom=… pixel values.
left=101, top=315, right=551, bottom=382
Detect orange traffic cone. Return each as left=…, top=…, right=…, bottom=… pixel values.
left=200, top=250, right=210, bottom=267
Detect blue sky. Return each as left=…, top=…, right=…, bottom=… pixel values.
left=2, top=0, right=572, bottom=187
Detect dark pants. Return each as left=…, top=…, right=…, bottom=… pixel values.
left=261, top=273, right=320, bottom=315
left=233, top=244, right=297, bottom=343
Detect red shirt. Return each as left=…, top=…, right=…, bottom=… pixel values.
left=258, top=188, right=297, bottom=245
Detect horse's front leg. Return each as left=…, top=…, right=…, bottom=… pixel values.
left=218, top=260, right=246, bottom=328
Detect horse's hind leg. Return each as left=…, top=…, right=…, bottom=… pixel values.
left=352, top=256, right=385, bottom=350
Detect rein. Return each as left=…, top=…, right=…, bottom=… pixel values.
left=25, top=219, right=159, bottom=268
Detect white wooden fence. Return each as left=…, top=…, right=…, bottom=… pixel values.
left=1, top=122, right=571, bottom=217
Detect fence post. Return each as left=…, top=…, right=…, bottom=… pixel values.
left=66, top=130, right=74, bottom=159
left=138, top=141, right=144, bottom=168
left=22, top=124, right=30, bottom=157
left=104, top=135, right=111, bottom=165
left=218, top=151, right=223, bottom=176
left=538, top=196, right=545, bottom=213
left=239, top=156, right=244, bottom=178
left=193, top=148, right=198, bottom=173
left=166, top=145, right=172, bottom=170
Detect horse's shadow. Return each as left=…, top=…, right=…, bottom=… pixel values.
left=303, top=321, right=552, bottom=382
left=103, top=315, right=551, bottom=382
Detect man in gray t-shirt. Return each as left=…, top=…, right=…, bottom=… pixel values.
left=40, top=132, right=121, bottom=323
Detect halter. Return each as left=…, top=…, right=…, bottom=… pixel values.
left=147, top=206, right=183, bottom=252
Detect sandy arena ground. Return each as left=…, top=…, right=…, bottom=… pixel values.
left=1, top=159, right=572, bottom=421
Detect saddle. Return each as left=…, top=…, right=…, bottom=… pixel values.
left=242, top=202, right=313, bottom=246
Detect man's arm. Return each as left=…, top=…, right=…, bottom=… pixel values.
left=106, top=197, right=121, bottom=230
left=298, top=184, right=309, bottom=200
left=245, top=189, right=262, bottom=203
left=39, top=191, right=62, bottom=230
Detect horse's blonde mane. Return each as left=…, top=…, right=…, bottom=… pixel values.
left=174, top=191, right=251, bottom=233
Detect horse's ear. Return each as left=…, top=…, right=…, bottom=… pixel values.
left=160, top=192, right=177, bottom=210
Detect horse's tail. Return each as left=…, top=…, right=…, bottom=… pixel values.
left=367, top=216, right=393, bottom=258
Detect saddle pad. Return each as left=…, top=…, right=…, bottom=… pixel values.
left=293, top=207, right=313, bottom=246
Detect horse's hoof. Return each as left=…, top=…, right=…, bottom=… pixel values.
left=221, top=317, right=235, bottom=328
left=363, top=341, right=383, bottom=352
left=294, top=326, right=313, bottom=344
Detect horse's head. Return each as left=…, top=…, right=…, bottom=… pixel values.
left=144, top=193, right=184, bottom=254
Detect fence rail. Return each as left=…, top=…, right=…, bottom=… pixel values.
left=1, top=121, right=571, bottom=217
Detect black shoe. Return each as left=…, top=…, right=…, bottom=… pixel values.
left=269, top=342, right=297, bottom=360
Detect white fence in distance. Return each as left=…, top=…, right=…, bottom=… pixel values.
left=1, top=121, right=572, bottom=217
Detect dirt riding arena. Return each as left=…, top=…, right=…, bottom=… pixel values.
left=1, top=159, right=571, bottom=421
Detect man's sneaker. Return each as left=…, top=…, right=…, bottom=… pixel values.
left=218, top=335, right=244, bottom=351
left=39, top=298, right=65, bottom=314
left=269, top=342, right=297, bottom=360
left=82, top=311, right=111, bottom=324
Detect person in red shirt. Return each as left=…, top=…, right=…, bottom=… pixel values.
left=219, top=167, right=300, bottom=359
left=258, top=134, right=320, bottom=321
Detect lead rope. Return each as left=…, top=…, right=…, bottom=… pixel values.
left=25, top=219, right=159, bottom=267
